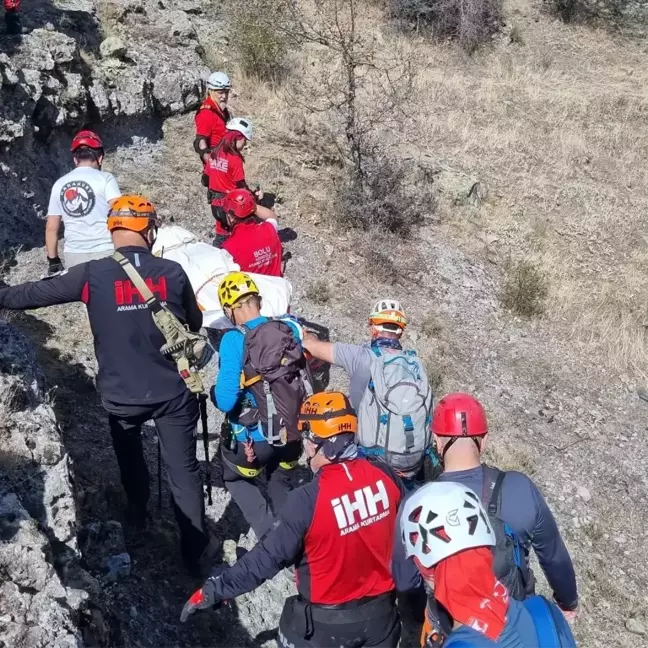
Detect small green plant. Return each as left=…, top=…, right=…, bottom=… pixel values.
left=230, top=0, right=291, bottom=84
left=422, top=354, right=443, bottom=392
left=502, top=260, right=548, bottom=318
left=548, top=0, right=629, bottom=23
left=306, top=279, right=331, bottom=304
left=421, top=315, right=443, bottom=338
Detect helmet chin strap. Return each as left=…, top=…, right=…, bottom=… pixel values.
left=441, top=436, right=483, bottom=459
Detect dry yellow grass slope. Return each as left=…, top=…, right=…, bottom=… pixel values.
left=236, top=0, right=648, bottom=382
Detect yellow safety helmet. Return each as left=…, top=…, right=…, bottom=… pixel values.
left=218, top=271, right=260, bottom=308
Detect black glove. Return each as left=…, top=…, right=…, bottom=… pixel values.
left=47, top=256, right=64, bottom=275
left=180, top=577, right=222, bottom=623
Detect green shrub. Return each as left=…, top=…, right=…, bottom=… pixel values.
left=391, top=0, right=503, bottom=53
left=502, top=261, right=549, bottom=318
left=230, top=0, right=291, bottom=84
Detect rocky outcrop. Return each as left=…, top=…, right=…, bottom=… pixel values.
left=0, top=4, right=209, bottom=145
left=0, top=0, right=214, bottom=249
left=0, top=2, right=224, bottom=645
left=0, top=321, right=85, bottom=647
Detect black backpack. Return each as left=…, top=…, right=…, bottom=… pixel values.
left=236, top=319, right=313, bottom=445
left=482, top=465, right=534, bottom=600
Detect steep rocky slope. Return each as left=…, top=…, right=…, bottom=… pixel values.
left=2, top=0, right=648, bottom=647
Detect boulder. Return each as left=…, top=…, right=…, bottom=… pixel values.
left=99, top=36, right=128, bottom=60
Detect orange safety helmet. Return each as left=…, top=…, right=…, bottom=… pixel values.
left=298, top=391, right=357, bottom=440
left=107, top=195, right=160, bottom=233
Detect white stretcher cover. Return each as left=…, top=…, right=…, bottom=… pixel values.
left=152, top=226, right=292, bottom=328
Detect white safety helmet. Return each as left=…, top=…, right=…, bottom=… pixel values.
left=400, top=481, right=495, bottom=569
left=226, top=117, right=254, bottom=141
left=368, top=298, right=407, bottom=333
left=207, top=71, right=232, bottom=90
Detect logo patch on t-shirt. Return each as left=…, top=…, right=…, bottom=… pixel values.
left=60, top=180, right=96, bottom=218
left=331, top=479, right=391, bottom=536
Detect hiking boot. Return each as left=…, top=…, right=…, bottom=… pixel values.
left=4, top=10, right=23, bottom=35
left=185, top=535, right=221, bottom=580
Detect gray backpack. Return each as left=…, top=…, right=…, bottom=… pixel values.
left=237, top=319, right=313, bottom=445
left=357, top=348, right=433, bottom=474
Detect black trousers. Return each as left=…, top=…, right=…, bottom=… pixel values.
left=104, top=389, right=209, bottom=568
left=278, top=594, right=401, bottom=648
left=221, top=439, right=301, bottom=539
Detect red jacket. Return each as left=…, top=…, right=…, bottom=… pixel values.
left=207, top=150, right=246, bottom=195
left=222, top=220, right=283, bottom=277
left=194, top=97, right=230, bottom=148
left=206, top=458, right=410, bottom=606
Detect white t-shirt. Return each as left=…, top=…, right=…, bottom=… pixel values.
left=48, top=166, right=121, bottom=253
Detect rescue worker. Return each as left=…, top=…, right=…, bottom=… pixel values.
left=3, top=0, right=21, bottom=34
left=212, top=272, right=304, bottom=538
left=432, top=393, right=578, bottom=618
left=194, top=71, right=232, bottom=170
left=0, top=196, right=211, bottom=576
left=181, top=392, right=417, bottom=648
left=45, top=130, right=121, bottom=273
left=213, top=189, right=283, bottom=277
left=302, top=299, right=409, bottom=409
left=400, top=481, right=577, bottom=648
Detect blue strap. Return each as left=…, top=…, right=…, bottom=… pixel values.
left=523, top=596, right=561, bottom=648
left=358, top=446, right=385, bottom=457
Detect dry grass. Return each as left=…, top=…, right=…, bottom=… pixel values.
left=400, top=15, right=648, bottom=379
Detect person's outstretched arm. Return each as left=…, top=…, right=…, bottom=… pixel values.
left=180, top=484, right=316, bottom=622
left=0, top=264, right=88, bottom=310
left=303, top=332, right=335, bottom=364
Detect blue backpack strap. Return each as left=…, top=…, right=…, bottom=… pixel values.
left=523, top=596, right=561, bottom=648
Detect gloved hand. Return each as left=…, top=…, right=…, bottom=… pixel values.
left=180, top=577, right=221, bottom=623
left=47, top=256, right=64, bottom=275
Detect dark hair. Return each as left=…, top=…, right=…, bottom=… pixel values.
left=73, top=146, right=103, bottom=163
left=211, top=132, right=245, bottom=162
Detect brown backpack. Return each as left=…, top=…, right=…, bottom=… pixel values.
left=237, top=319, right=313, bottom=445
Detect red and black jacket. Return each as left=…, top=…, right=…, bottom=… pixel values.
left=207, top=457, right=419, bottom=604
left=0, top=247, right=202, bottom=405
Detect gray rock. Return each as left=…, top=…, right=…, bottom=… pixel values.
left=0, top=53, right=19, bottom=86
left=577, top=486, right=591, bottom=502
left=167, top=10, right=196, bottom=42
left=0, top=495, right=83, bottom=647
left=100, top=36, right=128, bottom=60
left=626, top=618, right=647, bottom=636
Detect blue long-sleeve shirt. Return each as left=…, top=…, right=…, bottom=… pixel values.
left=438, top=465, right=578, bottom=609
left=212, top=315, right=301, bottom=418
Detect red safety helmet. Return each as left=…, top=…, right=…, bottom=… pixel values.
left=71, top=129, right=104, bottom=152
left=432, top=393, right=488, bottom=437
left=432, top=393, right=488, bottom=458
left=214, top=189, right=256, bottom=220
